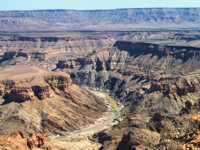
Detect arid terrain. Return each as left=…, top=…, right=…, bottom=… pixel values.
left=0, top=8, right=200, bottom=150
left=0, top=8, right=200, bottom=31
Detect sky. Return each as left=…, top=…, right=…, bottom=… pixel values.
left=0, top=0, right=200, bottom=11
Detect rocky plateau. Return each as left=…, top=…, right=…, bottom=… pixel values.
left=0, top=8, right=200, bottom=149
left=0, top=8, right=200, bottom=31
left=56, top=39, right=200, bottom=149
left=0, top=65, right=107, bottom=137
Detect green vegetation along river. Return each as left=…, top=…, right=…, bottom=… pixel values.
left=54, top=91, right=121, bottom=140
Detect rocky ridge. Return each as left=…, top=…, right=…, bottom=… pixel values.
left=0, top=32, right=200, bottom=149
left=58, top=40, right=200, bottom=149
left=1, top=31, right=200, bottom=70
left=57, top=41, right=200, bottom=116
left=0, top=34, right=115, bottom=69
left=0, top=65, right=107, bottom=135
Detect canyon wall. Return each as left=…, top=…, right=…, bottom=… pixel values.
left=57, top=41, right=200, bottom=116
left=0, top=65, right=107, bottom=135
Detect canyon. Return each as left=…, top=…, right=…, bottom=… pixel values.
left=0, top=8, right=200, bottom=150
left=0, top=65, right=107, bottom=136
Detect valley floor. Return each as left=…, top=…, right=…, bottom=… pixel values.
left=50, top=90, right=123, bottom=150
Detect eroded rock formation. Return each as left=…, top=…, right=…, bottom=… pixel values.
left=0, top=65, right=107, bottom=135
left=0, top=31, right=200, bottom=149
left=56, top=41, right=200, bottom=116
left=0, top=131, right=53, bottom=150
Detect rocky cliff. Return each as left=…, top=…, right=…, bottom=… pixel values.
left=1, top=31, right=200, bottom=71
left=0, top=131, right=51, bottom=150
left=55, top=40, right=200, bottom=149
left=0, top=33, right=115, bottom=69
left=0, top=65, right=107, bottom=135
left=57, top=41, right=200, bottom=116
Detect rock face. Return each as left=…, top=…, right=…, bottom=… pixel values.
left=57, top=40, right=199, bottom=150
left=150, top=78, right=200, bottom=96
left=0, top=34, right=114, bottom=69
left=0, top=8, right=200, bottom=31
left=0, top=65, right=107, bottom=135
left=57, top=41, right=200, bottom=116
left=0, top=29, right=200, bottom=149
left=5, top=87, right=35, bottom=102
left=1, top=31, right=200, bottom=71
left=0, top=131, right=53, bottom=150
left=117, top=129, right=160, bottom=150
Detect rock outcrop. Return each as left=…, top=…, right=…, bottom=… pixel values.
left=0, top=131, right=52, bottom=150
left=117, top=129, right=160, bottom=150
left=56, top=41, right=200, bottom=117
left=0, top=65, right=107, bottom=135
left=150, top=78, right=200, bottom=96
left=0, top=34, right=114, bottom=69
left=5, top=87, right=35, bottom=102
left=148, top=110, right=200, bottom=149
left=0, top=29, right=200, bottom=149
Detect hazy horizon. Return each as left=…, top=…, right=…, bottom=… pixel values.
left=0, top=0, right=200, bottom=11
left=1, top=7, right=200, bottom=12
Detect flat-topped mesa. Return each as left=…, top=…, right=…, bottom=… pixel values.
left=0, top=34, right=114, bottom=69
left=113, top=41, right=200, bottom=61
left=0, top=51, right=48, bottom=63
left=30, top=52, right=47, bottom=61
left=0, top=65, right=73, bottom=101
left=56, top=60, right=80, bottom=69
left=57, top=41, right=200, bottom=73
left=113, top=41, right=164, bottom=57
left=0, top=65, right=107, bottom=135
left=0, top=8, right=200, bottom=31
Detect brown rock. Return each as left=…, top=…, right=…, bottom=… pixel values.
left=30, top=52, right=47, bottom=61
left=150, top=82, right=163, bottom=91
left=32, top=85, right=54, bottom=100
left=0, top=85, right=4, bottom=95
left=117, top=129, right=160, bottom=150
left=0, top=131, right=49, bottom=150
left=185, top=100, right=193, bottom=110
left=151, top=112, right=165, bottom=122
left=44, top=75, right=72, bottom=92
left=150, top=112, right=165, bottom=132
left=27, top=133, right=47, bottom=149
left=0, top=131, right=29, bottom=150
left=6, top=87, right=34, bottom=102
left=0, top=65, right=107, bottom=135
left=167, top=84, right=177, bottom=94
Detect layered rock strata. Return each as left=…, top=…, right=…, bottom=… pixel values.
left=57, top=41, right=200, bottom=116
left=0, top=65, right=107, bottom=135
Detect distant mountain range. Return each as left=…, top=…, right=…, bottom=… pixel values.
left=0, top=8, right=200, bottom=31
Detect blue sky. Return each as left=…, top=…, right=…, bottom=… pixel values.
left=0, top=0, right=200, bottom=10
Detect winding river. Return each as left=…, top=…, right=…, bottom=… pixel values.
left=53, top=90, right=121, bottom=140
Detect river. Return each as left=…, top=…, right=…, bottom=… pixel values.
left=53, top=90, right=121, bottom=140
